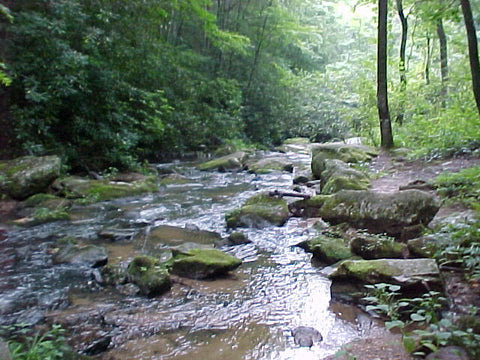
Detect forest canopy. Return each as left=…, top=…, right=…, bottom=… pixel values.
left=0, top=0, right=479, bottom=171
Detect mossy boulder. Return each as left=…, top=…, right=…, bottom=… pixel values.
left=169, top=249, right=242, bottom=279
left=297, top=233, right=353, bottom=264
left=247, top=157, right=294, bottom=174
left=197, top=151, right=247, bottom=171
left=127, top=255, right=171, bottom=296
left=329, top=258, right=442, bottom=289
left=53, top=175, right=158, bottom=202
left=52, top=244, right=108, bottom=268
left=0, top=155, right=61, bottom=200
left=99, top=264, right=128, bottom=286
left=350, top=233, right=407, bottom=259
left=311, top=143, right=378, bottom=179
left=226, top=193, right=290, bottom=228
left=290, top=190, right=440, bottom=238
left=320, top=159, right=370, bottom=194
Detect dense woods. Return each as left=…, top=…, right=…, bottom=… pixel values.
left=0, top=0, right=479, bottom=170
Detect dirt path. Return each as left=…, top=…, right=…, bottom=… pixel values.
left=369, top=151, right=480, bottom=193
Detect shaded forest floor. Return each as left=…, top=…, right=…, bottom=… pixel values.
left=323, top=152, right=480, bottom=360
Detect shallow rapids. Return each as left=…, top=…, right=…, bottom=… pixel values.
left=0, top=151, right=369, bottom=359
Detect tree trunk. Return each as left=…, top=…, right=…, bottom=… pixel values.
left=396, top=0, right=407, bottom=125
left=377, top=0, right=394, bottom=148
left=424, top=34, right=432, bottom=85
left=437, top=17, right=448, bottom=106
left=460, top=0, right=480, bottom=116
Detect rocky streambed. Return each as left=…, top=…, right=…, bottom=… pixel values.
left=0, top=141, right=479, bottom=360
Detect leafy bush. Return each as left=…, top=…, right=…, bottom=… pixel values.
left=434, top=166, right=480, bottom=210
left=2, top=324, right=69, bottom=360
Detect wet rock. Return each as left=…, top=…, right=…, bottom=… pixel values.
left=127, top=255, right=171, bottom=297
left=170, top=249, right=242, bottom=279
left=247, top=157, right=294, bottom=174
left=197, top=151, right=248, bottom=171
left=291, top=326, right=323, bottom=347
left=146, top=225, right=222, bottom=249
left=311, top=143, right=378, bottom=179
left=52, top=175, right=158, bottom=202
left=290, top=189, right=440, bottom=238
left=425, top=346, right=470, bottom=360
left=226, top=193, right=290, bottom=229
left=297, top=232, right=352, bottom=265
left=320, top=159, right=371, bottom=194
left=329, top=258, right=442, bottom=291
left=350, top=233, right=407, bottom=260
left=227, top=232, right=252, bottom=246
left=83, top=335, right=111, bottom=356
left=0, top=338, right=12, bottom=360
left=0, top=155, right=61, bottom=200
left=98, top=228, right=137, bottom=242
left=99, top=264, right=128, bottom=286
left=52, top=244, right=108, bottom=268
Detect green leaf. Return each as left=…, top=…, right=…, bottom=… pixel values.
left=410, top=313, right=426, bottom=322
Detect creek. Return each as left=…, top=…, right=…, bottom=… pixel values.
left=0, top=151, right=377, bottom=359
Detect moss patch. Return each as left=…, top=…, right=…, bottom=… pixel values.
left=127, top=255, right=171, bottom=296
left=170, top=248, right=242, bottom=279
left=226, top=193, right=290, bottom=228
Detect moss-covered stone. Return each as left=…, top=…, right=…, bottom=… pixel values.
left=169, top=249, right=242, bottom=279
left=0, top=155, right=61, bottom=200
left=146, top=225, right=222, bottom=248
left=320, top=159, right=370, bottom=194
left=197, top=151, right=247, bottom=171
left=311, top=143, right=378, bottom=179
left=329, top=258, right=441, bottom=288
left=127, top=255, right=171, bottom=296
left=247, top=157, right=294, bottom=174
left=100, top=264, right=128, bottom=286
left=226, top=193, right=290, bottom=228
left=291, top=190, right=440, bottom=238
left=55, top=175, right=158, bottom=202
left=350, top=233, right=407, bottom=259
left=297, top=233, right=353, bottom=264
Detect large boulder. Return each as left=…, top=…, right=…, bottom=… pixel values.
left=311, top=143, right=378, bottom=179
left=197, top=151, right=247, bottom=171
left=320, top=159, right=370, bottom=194
left=297, top=233, right=353, bottom=265
left=226, top=193, right=290, bottom=228
left=290, top=190, right=440, bottom=238
left=52, top=175, right=158, bottom=202
left=329, top=258, right=442, bottom=290
left=350, top=233, right=407, bottom=260
left=127, top=255, right=171, bottom=296
left=52, top=244, right=108, bottom=268
left=169, top=249, right=242, bottom=279
left=247, top=156, right=294, bottom=174
left=0, top=155, right=61, bottom=200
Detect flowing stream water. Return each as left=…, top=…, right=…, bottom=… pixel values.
left=0, top=151, right=374, bottom=359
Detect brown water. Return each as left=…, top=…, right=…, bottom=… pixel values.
left=0, top=151, right=370, bottom=359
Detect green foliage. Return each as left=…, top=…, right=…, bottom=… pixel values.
left=2, top=324, right=68, bottom=360
left=362, top=280, right=479, bottom=358
left=434, top=166, right=480, bottom=209
left=435, top=219, right=480, bottom=279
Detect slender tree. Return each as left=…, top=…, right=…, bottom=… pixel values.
left=437, top=17, right=448, bottom=105
left=460, top=0, right=480, bottom=115
left=396, top=0, right=408, bottom=124
left=377, top=0, right=394, bottom=148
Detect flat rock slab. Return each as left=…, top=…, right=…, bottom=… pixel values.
left=329, top=258, right=442, bottom=289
